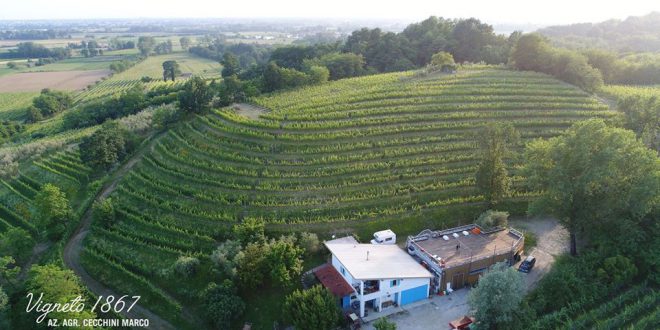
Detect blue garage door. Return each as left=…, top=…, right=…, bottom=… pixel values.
left=400, top=284, right=428, bottom=305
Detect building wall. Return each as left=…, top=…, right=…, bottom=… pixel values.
left=331, top=255, right=359, bottom=288
left=440, top=248, right=521, bottom=290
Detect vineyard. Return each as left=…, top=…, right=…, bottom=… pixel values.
left=75, top=52, right=221, bottom=102
left=532, top=284, right=659, bottom=329
left=0, top=148, right=94, bottom=237
left=600, top=84, right=660, bottom=99
left=0, top=92, right=39, bottom=121
left=73, top=68, right=617, bottom=327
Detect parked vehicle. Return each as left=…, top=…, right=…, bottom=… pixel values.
left=518, top=255, right=536, bottom=273
left=371, top=229, right=396, bottom=244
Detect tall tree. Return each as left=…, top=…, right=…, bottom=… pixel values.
left=266, top=238, right=304, bottom=287
left=468, top=262, right=525, bottom=330
left=523, top=119, right=659, bottom=255
left=451, top=18, right=498, bottom=63
left=283, top=285, right=340, bottom=330
left=26, top=265, right=96, bottom=327
left=178, top=76, right=213, bottom=114
left=79, top=122, right=130, bottom=169
left=475, top=123, right=519, bottom=207
left=221, top=52, right=240, bottom=78
left=137, top=36, right=155, bottom=56
left=0, top=227, right=35, bottom=263
left=179, top=36, right=191, bottom=50
left=34, top=183, right=71, bottom=239
left=162, top=60, right=180, bottom=81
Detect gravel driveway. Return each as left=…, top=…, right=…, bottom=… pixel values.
left=510, top=217, right=569, bottom=290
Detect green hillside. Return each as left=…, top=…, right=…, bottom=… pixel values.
left=74, top=67, right=616, bottom=327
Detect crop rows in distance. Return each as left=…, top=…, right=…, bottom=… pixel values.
left=74, top=68, right=616, bottom=326
left=74, top=52, right=222, bottom=103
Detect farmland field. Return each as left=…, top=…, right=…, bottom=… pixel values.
left=20, top=55, right=127, bottom=72
left=75, top=52, right=221, bottom=102
left=76, top=68, right=616, bottom=328
left=0, top=69, right=111, bottom=92
left=0, top=92, right=39, bottom=120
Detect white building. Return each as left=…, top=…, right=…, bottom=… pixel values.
left=322, top=237, right=433, bottom=318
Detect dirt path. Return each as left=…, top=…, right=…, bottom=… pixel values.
left=62, top=133, right=178, bottom=330
left=16, top=242, right=52, bottom=282
left=231, top=103, right=269, bottom=120
left=510, top=217, right=569, bottom=291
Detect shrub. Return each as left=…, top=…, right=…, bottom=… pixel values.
left=597, top=255, right=637, bottom=288
left=92, top=198, right=115, bottom=229
left=475, top=210, right=509, bottom=229
left=210, top=240, right=242, bottom=278
left=374, top=317, right=397, bottom=330
left=174, top=256, right=200, bottom=278
left=201, top=280, right=244, bottom=329
left=298, top=232, right=320, bottom=255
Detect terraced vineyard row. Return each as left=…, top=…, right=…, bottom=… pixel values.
left=0, top=149, right=93, bottom=237
left=533, top=284, right=659, bottom=329
left=82, top=68, right=615, bottom=327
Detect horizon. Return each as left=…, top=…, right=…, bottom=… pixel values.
left=1, top=0, right=658, bottom=26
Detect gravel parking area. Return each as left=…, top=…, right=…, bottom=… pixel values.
left=362, top=290, right=470, bottom=330
left=510, top=217, right=569, bottom=290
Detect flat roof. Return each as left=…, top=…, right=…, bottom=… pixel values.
left=414, top=229, right=521, bottom=269
left=325, top=241, right=433, bottom=280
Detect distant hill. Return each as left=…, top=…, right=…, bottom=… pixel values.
left=537, top=12, right=660, bottom=52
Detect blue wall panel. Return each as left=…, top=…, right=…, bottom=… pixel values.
left=400, top=284, right=428, bottom=305
left=342, top=295, right=350, bottom=308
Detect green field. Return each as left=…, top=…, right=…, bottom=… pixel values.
left=75, top=52, right=221, bottom=102
left=0, top=92, right=39, bottom=121
left=20, top=55, right=124, bottom=72
left=70, top=68, right=616, bottom=328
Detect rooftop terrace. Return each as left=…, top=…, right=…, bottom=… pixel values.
left=410, top=226, right=523, bottom=269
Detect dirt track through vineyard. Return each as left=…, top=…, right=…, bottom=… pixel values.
left=63, top=132, right=179, bottom=330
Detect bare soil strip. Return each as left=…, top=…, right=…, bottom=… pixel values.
left=0, top=70, right=111, bottom=92
left=232, top=103, right=270, bottom=120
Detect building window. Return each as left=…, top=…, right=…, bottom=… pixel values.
left=390, top=279, right=399, bottom=287
left=340, top=266, right=346, bottom=276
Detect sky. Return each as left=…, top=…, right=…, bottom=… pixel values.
left=2, top=0, right=658, bottom=25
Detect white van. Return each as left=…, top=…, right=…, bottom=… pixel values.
left=371, top=229, right=396, bottom=245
